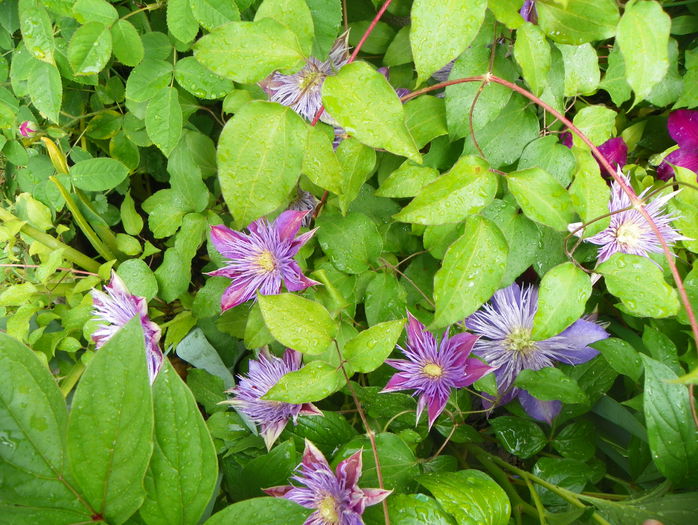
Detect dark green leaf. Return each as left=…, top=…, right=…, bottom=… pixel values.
left=67, top=22, right=112, bottom=76
left=491, top=416, right=547, bottom=459
left=317, top=212, right=383, bottom=274
left=205, top=498, right=309, bottom=525
left=70, top=158, right=129, bottom=192
left=515, top=367, right=589, bottom=404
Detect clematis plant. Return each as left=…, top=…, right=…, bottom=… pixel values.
left=381, top=312, right=493, bottom=428
left=657, top=109, right=698, bottom=180
left=208, top=210, right=320, bottom=311
left=561, top=132, right=628, bottom=177
left=466, top=283, right=608, bottom=423
left=223, top=349, right=322, bottom=450
left=264, top=439, right=391, bottom=525
left=18, top=120, right=37, bottom=137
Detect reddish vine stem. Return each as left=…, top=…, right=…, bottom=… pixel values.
left=401, top=74, right=698, bottom=352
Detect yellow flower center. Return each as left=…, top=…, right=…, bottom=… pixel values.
left=317, top=494, right=339, bottom=523
left=615, top=222, right=644, bottom=248
left=256, top=250, right=277, bottom=273
left=505, top=328, right=537, bottom=354
left=299, top=70, right=324, bottom=92
left=423, top=363, right=444, bottom=378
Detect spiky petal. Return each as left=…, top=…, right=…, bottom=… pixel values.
left=208, top=210, right=320, bottom=311
left=520, top=0, right=538, bottom=23
left=381, top=312, right=492, bottom=429
left=658, top=109, right=698, bottom=180
left=264, top=439, right=391, bottom=525
left=288, top=190, right=319, bottom=227
left=19, top=120, right=37, bottom=138
left=91, top=272, right=163, bottom=383
left=224, top=349, right=321, bottom=450
left=466, top=283, right=608, bottom=423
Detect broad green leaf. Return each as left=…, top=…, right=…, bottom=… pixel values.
left=265, top=360, right=345, bottom=403
left=70, top=158, right=129, bottom=192
left=410, top=0, right=487, bottom=84
left=642, top=325, right=681, bottom=376
left=255, top=0, right=314, bottom=56
left=537, top=0, right=619, bottom=45
left=142, top=189, right=189, bottom=238
left=28, top=60, right=62, bottom=123
left=111, top=20, right=144, bottom=67
left=556, top=43, right=600, bottom=97
left=167, top=0, right=199, bottom=43
left=344, top=319, right=406, bottom=373
left=139, top=361, right=218, bottom=525
left=518, top=135, right=576, bottom=187
left=258, top=293, right=337, bottom=355
left=514, top=22, right=551, bottom=96
left=229, top=441, right=298, bottom=500
left=68, top=22, right=112, bottom=75
left=306, top=0, right=342, bottom=58
left=515, top=367, right=589, bottom=404
left=419, top=470, right=511, bottom=525
left=19, top=0, right=54, bottom=63
left=599, top=45, right=632, bottom=106
left=641, top=354, right=698, bottom=486
left=591, top=338, right=642, bottom=382
left=533, top=458, right=595, bottom=507
left=676, top=48, right=698, bottom=109
left=0, top=333, right=87, bottom=519
left=336, top=137, right=377, bottom=213
left=72, top=0, right=118, bottom=25
left=507, top=167, right=576, bottom=231
left=205, top=498, right=310, bottom=525
left=194, top=18, right=305, bottom=84
left=571, top=105, right=616, bottom=147
left=302, top=125, right=343, bottom=195
left=394, top=155, right=495, bottom=225
left=154, top=247, right=191, bottom=302
left=217, top=101, right=307, bottom=227
left=67, top=319, right=153, bottom=524
left=190, top=0, right=241, bottom=31
left=581, top=492, right=698, bottom=525
left=597, top=254, right=680, bottom=318
left=491, top=416, right=547, bottom=459
left=551, top=421, right=596, bottom=461
left=669, top=167, right=698, bottom=253
left=432, top=216, right=508, bottom=328
left=616, top=0, right=671, bottom=103
left=404, top=95, right=449, bottom=148
left=117, top=258, right=158, bottom=301
left=376, top=161, right=439, bottom=198
left=175, top=56, right=233, bottom=99
left=176, top=328, right=235, bottom=388
left=282, top=412, right=357, bottom=457
left=568, top=148, right=610, bottom=236
left=322, top=61, right=421, bottom=163
left=145, top=86, right=183, bottom=156
left=531, top=262, right=592, bottom=341
left=365, top=493, right=456, bottom=525
left=365, top=273, right=407, bottom=326
left=125, top=59, right=173, bottom=102
left=316, top=212, right=383, bottom=274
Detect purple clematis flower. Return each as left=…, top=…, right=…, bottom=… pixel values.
left=288, top=189, right=319, bottom=227
left=578, top=170, right=687, bottom=263
left=208, top=210, right=320, bottom=311
left=381, top=313, right=493, bottom=429
left=224, top=349, right=322, bottom=450
left=264, top=439, right=391, bottom=525
left=520, top=0, right=538, bottom=23
left=91, top=271, right=163, bottom=383
left=561, top=132, right=628, bottom=177
left=260, top=31, right=350, bottom=124
left=19, top=120, right=37, bottom=138
left=657, top=109, right=698, bottom=180
left=466, top=283, right=608, bottom=423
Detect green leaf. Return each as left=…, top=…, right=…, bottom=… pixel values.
left=676, top=47, right=698, bottom=109
left=404, top=95, right=449, bottom=148
left=365, top=493, right=456, bottom=525
left=394, top=155, right=495, bottom=225
left=596, top=254, right=680, bottom=318
left=616, top=0, right=671, bottom=103
left=205, top=498, right=310, bottom=525
left=154, top=247, right=190, bottom=302
left=487, top=0, right=525, bottom=30
left=410, top=0, right=487, bottom=84
left=68, top=22, right=112, bottom=75
left=306, top=0, right=342, bottom=58
left=641, top=354, right=698, bottom=486
left=365, top=272, right=407, bottom=326
left=67, top=319, right=153, bottom=524
left=175, top=56, right=233, bottom=99
left=217, top=101, right=306, bottom=227
left=176, top=328, right=235, bottom=388
left=282, top=412, right=357, bottom=457
left=568, top=148, right=610, bottom=236
left=265, top=360, right=345, bottom=403
left=255, top=0, right=314, bottom=57
left=418, top=470, right=511, bottom=525
left=344, top=319, right=406, bottom=373
left=194, top=18, right=305, bottom=84
left=581, top=492, right=698, bottom=525
left=518, top=135, right=576, bottom=187
left=72, top=0, right=118, bottom=25
left=515, top=367, right=588, bottom=404
left=117, top=258, right=158, bottom=301
left=167, top=0, right=199, bottom=44
left=70, top=158, right=130, bottom=192
left=599, top=45, right=632, bottom=106
left=491, top=416, right=547, bottom=459
left=0, top=333, right=87, bottom=519
left=531, top=262, right=592, bottom=341
left=258, top=293, right=337, bottom=355
left=591, top=338, right=642, bottom=382
left=533, top=458, right=594, bottom=507
left=336, top=137, right=377, bottom=213
left=571, top=105, right=616, bottom=147
left=190, top=0, right=241, bottom=31
left=322, top=61, right=421, bottom=163
left=111, top=20, right=144, bottom=67
left=514, top=22, right=551, bottom=96
left=376, top=161, right=439, bottom=198
left=146, top=86, right=183, bottom=156
left=551, top=421, right=596, bottom=461
left=19, top=0, right=54, bottom=63
left=432, top=215, right=508, bottom=328
left=125, top=59, right=173, bottom=102
left=28, top=60, right=62, bottom=123
left=139, top=361, right=218, bottom=525
left=316, top=212, right=383, bottom=274
left=556, top=43, right=600, bottom=97
left=507, top=167, right=576, bottom=231
left=230, top=441, right=298, bottom=500
left=302, top=125, right=343, bottom=195
left=537, top=0, right=619, bottom=45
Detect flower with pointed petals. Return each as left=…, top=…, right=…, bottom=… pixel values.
left=288, top=189, right=319, bottom=227
left=91, top=272, right=163, bottom=383
left=224, top=349, right=322, bottom=450
left=466, top=282, right=608, bottom=423
left=578, top=170, right=687, bottom=263
left=208, top=210, right=320, bottom=311
left=381, top=313, right=493, bottom=429
left=658, top=109, right=698, bottom=180
left=520, top=0, right=538, bottom=23
left=19, top=120, right=37, bottom=138
left=265, top=439, right=391, bottom=525
left=561, top=133, right=628, bottom=177
left=260, top=31, right=350, bottom=124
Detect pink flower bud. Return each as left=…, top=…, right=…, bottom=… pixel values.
left=19, top=120, right=38, bottom=138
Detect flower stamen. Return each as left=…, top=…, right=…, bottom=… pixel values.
left=256, top=250, right=277, bottom=273
left=422, top=362, right=444, bottom=378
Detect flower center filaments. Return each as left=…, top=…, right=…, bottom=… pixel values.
left=504, top=328, right=537, bottom=355
left=317, top=494, right=339, bottom=524
left=422, top=362, right=444, bottom=379
left=615, top=222, right=644, bottom=248
left=256, top=250, right=277, bottom=273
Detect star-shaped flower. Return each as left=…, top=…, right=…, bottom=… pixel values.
left=658, top=109, right=698, bottom=180
left=381, top=312, right=492, bottom=429
left=265, top=439, right=391, bottom=525
left=208, top=210, right=320, bottom=311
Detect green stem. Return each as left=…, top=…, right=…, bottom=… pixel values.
left=0, top=208, right=100, bottom=273
left=60, top=361, right=86, bottom=397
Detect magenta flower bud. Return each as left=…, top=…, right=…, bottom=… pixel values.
left=657, top=109, right=698, bottom=180
left=19, top=120, right=38, bottom=138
